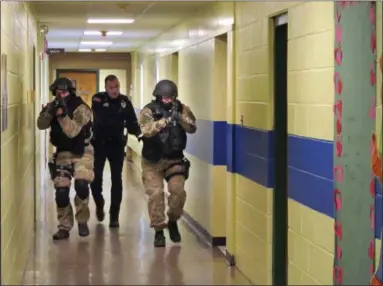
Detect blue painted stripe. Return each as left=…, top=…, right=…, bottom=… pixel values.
left=185, top=119, right=226, bottom=165
left=133, top=107, right=382, bottom=239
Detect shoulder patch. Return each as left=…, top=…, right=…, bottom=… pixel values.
left=93, top=97, right=101, bottom=102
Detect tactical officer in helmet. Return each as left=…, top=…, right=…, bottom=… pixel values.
left=139, top=79, right=197, bottom=247
left=90, top=75, right=141, bottom=228
left=37, top=77, right=94, bottom=240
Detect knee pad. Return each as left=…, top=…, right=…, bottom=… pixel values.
left=55, top=187, right=70, bottom=208
left=74, top=179, right=89, bottom=200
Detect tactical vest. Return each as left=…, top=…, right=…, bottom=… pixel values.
left=142, top=101, right=187, bottom=162
left=50, top=96, right=92, bottom=155
left=92, top=93, right=127, bottom=139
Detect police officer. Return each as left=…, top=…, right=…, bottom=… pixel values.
left=37, top=77, right=94, bottom=240
left=91, top=75, right=141, bottom=228
left=139, top=79, right=197, bottom=247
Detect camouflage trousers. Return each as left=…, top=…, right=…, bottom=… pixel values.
left=142, top=158, right=187, bottom=230
left=53, top=145, right=95, bottom=231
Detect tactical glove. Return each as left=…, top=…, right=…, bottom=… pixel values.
left=56, top=97, right=68, bottom=116
left=46, top=102, right=57, bottom=116
left=169, top=111, right=181, bottom=124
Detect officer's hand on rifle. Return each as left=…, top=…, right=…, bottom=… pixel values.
left=169, top=110, right=181, bottom=124
left=55, top=96, right=68, bottom=117
left=46, top=102, right=57, bottom=116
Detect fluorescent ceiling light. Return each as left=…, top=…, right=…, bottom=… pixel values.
left=80, top=41, right=113, bottom=46
left=171, top=39, right=186, bottom=46
left=95, top=49, right=106, bottom=52
left=87, top=18, right=134, bottom=24
left=78, top=48, right=91, bottom=52
left=156, top=48, right=168, bottom=53
left=218, top=18, right=234, bottom=26
left=188, top=29, right=207, bottom=38
left=84, top=31, right=123, bottom=36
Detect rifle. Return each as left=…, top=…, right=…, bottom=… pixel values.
left=169, top=100, right=181, bottom=126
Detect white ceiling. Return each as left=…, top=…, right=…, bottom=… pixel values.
left=29, top=1, right=212, bottom=52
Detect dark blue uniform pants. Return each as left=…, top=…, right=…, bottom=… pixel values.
left=90, top=140, right=125, bottom=219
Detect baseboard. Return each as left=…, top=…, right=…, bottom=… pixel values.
left=130, top=149, right=227, bottom=247
left=182, top=211, right=226, bottom=247
left=225, top=249, right=236, bottom=266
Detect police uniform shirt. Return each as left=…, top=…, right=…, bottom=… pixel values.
left=92, top=92, right=140, bottom=140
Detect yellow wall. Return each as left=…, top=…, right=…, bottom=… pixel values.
left=375, top=0, right=382, bottom=270
left=235, top=2, right=335, bottom=285
left=1, top=2, right=38, bottom=284
left=178, top=36, right=228, bottom=235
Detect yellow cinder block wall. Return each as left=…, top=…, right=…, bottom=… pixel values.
left=234, top=2, right=334, bottom=284
left=178, top=37, right=228, bottom=236
left=1, top=2, right=38, bottom=284
left=375, top=1, right=382, bottom=270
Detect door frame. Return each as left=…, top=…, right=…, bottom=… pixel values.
left=271, top=11, right=289, bottom=286
left=55, top=69, right=100, bottom=93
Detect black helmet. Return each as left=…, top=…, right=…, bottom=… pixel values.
left=152, top=79, right=178, bottom=99
left=49, top=77, right=76, bottom=96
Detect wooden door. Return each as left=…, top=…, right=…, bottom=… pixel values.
left=56, top=70, right=98, bottom=106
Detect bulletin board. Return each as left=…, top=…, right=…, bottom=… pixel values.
left=333, top=2, right=377, bottom=285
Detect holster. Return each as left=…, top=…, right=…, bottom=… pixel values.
left=164, top=157, right=191, bottom=182
left=182, top=157, right=191, bottom=180
left=48, top=152, right=74, bottom=181
left=48, top=160, right=56, bottom=180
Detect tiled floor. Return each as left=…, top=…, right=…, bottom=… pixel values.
left=23, top=162, right=251, bottom=285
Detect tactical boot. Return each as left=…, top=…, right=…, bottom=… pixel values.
left=109, top=219, right=119, bottom=228
left=109, top=212, right=119, bottom=228
left=168, top=221, right=181, bottom=243
left=53, top=229, right=70, bottom=240
left=154, top=230, right=166, bottom=247
left=78, top=223, right=90, bottom=237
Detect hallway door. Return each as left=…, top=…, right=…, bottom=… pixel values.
left=272, top=13, right=288, bottom=286
left=56, top=69, right=99, bottom=106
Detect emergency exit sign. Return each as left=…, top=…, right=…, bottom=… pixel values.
left=46, top=48, right=65, bottom=55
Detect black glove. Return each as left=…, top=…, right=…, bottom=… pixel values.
left=55, top=97, right=68, bottom=116
left=169, top=110, right=181, bottom=123
left=46, top=102, right=57, bottom=116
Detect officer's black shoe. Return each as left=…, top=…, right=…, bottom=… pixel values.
left=109, top=219, right=119, bottom=228
left=52, top=229, right=70, bottom=240
left=154, top=230, right=166, bottom=247
left=96, top=205, right=105, bottom=222
left=78, top=223, right=90, bottom=237
left=168, top=220, right=181, bottom=243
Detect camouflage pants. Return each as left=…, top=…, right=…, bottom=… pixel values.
left=53, top=145, right=95, bottom=231
left=142, top=158, right=187, bottom=230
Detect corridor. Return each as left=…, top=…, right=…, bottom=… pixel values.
left=1, top=1, right=383, bottom=285
left=22, top=162, right=250, bottom=285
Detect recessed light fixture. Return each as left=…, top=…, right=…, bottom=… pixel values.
left=171, top=39, right=186, bottom=46
left=84, top=31, right=123, bottom=36
left=79, top=48, right=91, bottom=52
left=95, top=49, right=106, bottom=52
left=87, top=18, right=135, bottom=24
left=80, top=41, right=113, bottom=46
left=188, top=29, right=207, bottom=38
left=218, top=18, right=234, bottom=26
left=155, top=48, right=168, bottom=53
